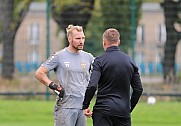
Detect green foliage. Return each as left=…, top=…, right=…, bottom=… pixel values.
left=85, top=0, right=142, bottom=56
left=84, top=0, right=104, bottom=56
left=50, top=0, right=95, bottom=47
left=51, top=0, right=94, bottom=17
left=51, top=0, right=80, bottom=12
left=0, top=21, right=2, bottom=43
left=100, top=0, right=142, bottom=53
left=11, top=0, right=32, bottom=29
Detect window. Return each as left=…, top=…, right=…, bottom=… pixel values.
left=135, top=52, right=145, bottom=65
left=136, top=25, right=144, bottom=44
left=28, top=23, right=40, bottom=45
left=28, top=50, right=39, bottom=63
left=0, top=44, right=2, bottom=58
left=157, top=23, right=166, bottom=44
left=156, top=52, right=162, bottom=63
left=135, top=52, right=145, bottom=74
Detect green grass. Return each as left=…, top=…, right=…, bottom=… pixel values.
left=0, top=99, right=181, bottom=126
left=0, top=100, right=54, bottom=126
left=131, top=102, right=181, bottom=126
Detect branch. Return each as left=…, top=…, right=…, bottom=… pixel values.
left=178, top=31, right=181, bottom=40
left=13, top=0, right=32, bottom=32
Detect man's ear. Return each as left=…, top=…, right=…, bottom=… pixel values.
left=103, top=38, right=106, bottom=46
left=103, top=39, right=107, bottom=51
left=118, top=39, right=120, bottom=46
left=103, top=40, right=105, bottom=46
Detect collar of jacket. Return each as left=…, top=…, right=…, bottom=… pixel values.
left=106, top=46, right=120, bottom=52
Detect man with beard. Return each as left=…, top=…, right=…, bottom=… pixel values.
left=35, top=24, right=94, bottom=126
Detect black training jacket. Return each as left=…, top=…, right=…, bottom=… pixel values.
left=83, top=46, right=143, bottom=118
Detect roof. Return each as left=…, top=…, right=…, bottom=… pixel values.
left=142, top=3, right=163, bottom=12
left=29, top=2, right=46, bottom=12
left=29, top=2, right=163, bottom=13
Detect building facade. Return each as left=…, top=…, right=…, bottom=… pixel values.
left=135, top=3, right=181, bottom=74
left=14, top=2, right=64, bottom=73
left=7, top=2, right=181, bottom=74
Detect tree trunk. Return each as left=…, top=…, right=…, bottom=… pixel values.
left=0, top=0, right=31, bottom=79
left=2, top=32, right=15, bottom=79
left=0, top=0, right=15, bottom=79
left=162, top=0, right=180, bottom=83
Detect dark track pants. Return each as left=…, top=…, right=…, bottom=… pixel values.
left=92, top=111, right=131, bottom=126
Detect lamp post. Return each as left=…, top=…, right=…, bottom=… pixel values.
left=46, top=0, right=50, bottom=101
left=130, top=0, right=136, bottom=61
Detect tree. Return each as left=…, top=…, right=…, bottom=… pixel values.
left=100, top=0, right=142, bottom=53
left=161, top=0, right=181, bottom=82
left=0, top=0, right=32, bottom=79
left=84, top=0, right=104, bottom=56
left=50, top=0, right=95, bottom=46
left=0, top=21, right=2, bottom=44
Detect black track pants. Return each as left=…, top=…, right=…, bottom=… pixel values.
left=92, top=111, right=131, bottom=126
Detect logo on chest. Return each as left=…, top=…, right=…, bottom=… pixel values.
left=64, top=62, right=70, bottom=68
left=64, top=62, right=87, bottom=70
left=81, top=62, right=87, bottom=70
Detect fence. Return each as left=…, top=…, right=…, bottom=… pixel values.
left=0, top=1, right=181, bottom=100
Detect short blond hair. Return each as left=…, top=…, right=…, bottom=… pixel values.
left=103, top=28, right=120, bottom=43
left=66, top=24, right=83, bottom=37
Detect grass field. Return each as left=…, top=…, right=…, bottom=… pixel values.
left=0, top=99, right=181, bottom=126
